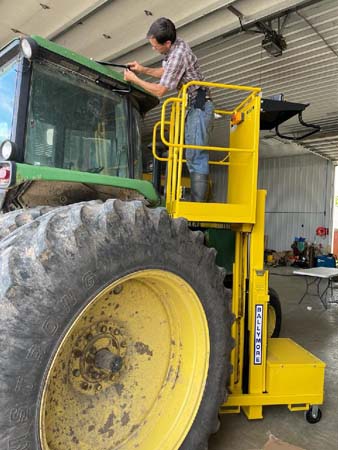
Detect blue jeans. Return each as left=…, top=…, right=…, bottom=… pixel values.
left=185, top=101, right=214, bottom=175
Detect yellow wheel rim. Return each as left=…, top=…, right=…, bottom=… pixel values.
left=40, top=270, right=209, bottom=450
left=267, top=303, right=277, bottom=338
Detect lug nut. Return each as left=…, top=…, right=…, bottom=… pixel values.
left=73, top=369, right=81, bottom=377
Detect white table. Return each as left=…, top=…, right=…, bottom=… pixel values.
left=293, top=267, right=338, bottom=309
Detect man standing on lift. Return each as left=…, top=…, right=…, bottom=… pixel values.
left=124, top=17, right=214, bottom=202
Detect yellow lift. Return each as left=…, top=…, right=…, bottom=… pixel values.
left=152, top=80, right=325, bottom=422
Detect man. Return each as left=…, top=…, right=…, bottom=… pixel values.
left=124, top=17, right=214, bottom=202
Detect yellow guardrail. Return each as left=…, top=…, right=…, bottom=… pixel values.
left=152, top=80, right=262, bottom=224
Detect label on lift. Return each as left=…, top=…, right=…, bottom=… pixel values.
left=254, top=304, right=263, bottom=365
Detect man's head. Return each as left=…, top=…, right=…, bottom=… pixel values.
left=146, top=17, right=176, bottom=54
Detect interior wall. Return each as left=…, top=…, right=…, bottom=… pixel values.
left=331, top=166, right=338, bottom=255
left=258, top=154, right=334, bottom=252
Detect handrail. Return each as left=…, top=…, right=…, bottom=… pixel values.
left=214, top=109, right=233, bottom=116
left=160, top=97, right=183, bottom=146
left=182, top=80, right=261, bottom=94
left=152, top=80, right=261, bottom=209
left=152, top=121, right=170, bottom=161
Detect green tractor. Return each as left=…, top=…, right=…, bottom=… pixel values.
left=0, top=36, right=287, bottom=450
left=0, top=35, right=234, bottom=450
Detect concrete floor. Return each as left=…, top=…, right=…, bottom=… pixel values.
left=209, top=266, right=338, bottom=450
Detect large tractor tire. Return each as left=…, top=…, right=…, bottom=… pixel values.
left=0, top=206, right=54, bottom=240
left=0, top=200, right=232, bottom=450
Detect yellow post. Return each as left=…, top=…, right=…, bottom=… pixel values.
left=242, top=190, right=269, bottom=419
left=230, top=230, right=248, bottom=395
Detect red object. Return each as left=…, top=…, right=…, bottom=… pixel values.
left=0, top=165, right=11, bottom=187
left=316, top=226, right=329, bottom=237
left=334, top=230, right=338, bottom=257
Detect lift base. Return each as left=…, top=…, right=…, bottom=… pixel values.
left=221, top=338, right=325, bottom=419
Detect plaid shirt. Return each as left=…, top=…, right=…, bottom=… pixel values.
left=160, top=37, right=204, bottom=98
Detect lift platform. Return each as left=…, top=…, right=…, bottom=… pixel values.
left=152, top=81, right=325, bottom=422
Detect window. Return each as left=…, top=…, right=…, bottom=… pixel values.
left=25, top=61, right=131, bottom=177
left=0, top=58, right=18, bottom=145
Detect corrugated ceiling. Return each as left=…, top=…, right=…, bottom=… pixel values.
left=0, top=0, right=337, bottom=161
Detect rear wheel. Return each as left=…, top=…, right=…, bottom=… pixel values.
left=224, top=275, right=281, bottom=338
left=0, top=200, right=232, bottom=450
left=268, top=287, right=282, bottom=338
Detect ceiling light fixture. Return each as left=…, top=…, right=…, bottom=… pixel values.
left=228, top=6, right=288, bottom=58
left=256, top=21, right=287, bottom=57
left=261, top=28, right=287, bottom=57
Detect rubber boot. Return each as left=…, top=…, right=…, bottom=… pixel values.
left=190, top=172, right=209, bottom=202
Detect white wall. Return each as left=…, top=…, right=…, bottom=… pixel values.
left=258, top=154, right=334, bottom=252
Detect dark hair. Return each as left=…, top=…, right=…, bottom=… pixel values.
left=146, top=17, right=176, bottom=44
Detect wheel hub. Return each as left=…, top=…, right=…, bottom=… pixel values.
left=70, top=320, right=127, bottom=394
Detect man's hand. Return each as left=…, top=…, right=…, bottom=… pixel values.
left=127, top=61, right=144, bottom=73
left=124, top=68, right=138, bottom=83
left=123, top=68, right=168, bottom=98
left=127, top=62, right=164, bottom=79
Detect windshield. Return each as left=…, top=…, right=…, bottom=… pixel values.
left=0, top=58, right=18, bottom=146
left=25, top=61, right=133, bottom=177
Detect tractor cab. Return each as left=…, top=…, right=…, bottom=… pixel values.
left=0, top=36, right=159, bottom=210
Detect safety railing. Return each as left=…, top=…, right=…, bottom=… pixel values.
left=152, top=81, right=261, bottom=224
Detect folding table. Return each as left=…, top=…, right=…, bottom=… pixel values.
left=293, top=267, right=338, bottom=309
